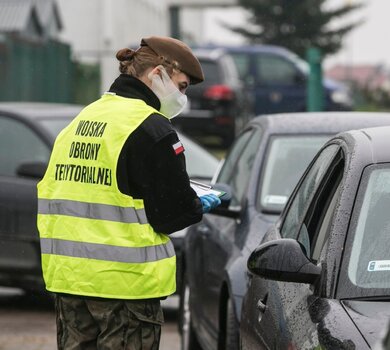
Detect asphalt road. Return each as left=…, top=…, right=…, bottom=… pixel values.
left=0, top=288, right=180, bottom=350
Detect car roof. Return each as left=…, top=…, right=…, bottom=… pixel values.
left=0, top=102, right=83, bottom=120
left=248, top=112, right=390, bottom=136
left=191, top=48, right=228, bottom=60
left=195, top=43, right=292, bottom=56
left=336, top=125, right=390, bottom=164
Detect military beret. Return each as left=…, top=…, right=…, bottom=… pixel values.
left=141, top=36, right=204, bottom=85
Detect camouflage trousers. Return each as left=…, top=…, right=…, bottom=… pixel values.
left=55, top=294, right=164, bottom=350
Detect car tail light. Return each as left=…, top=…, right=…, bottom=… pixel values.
left=204, top=85, right=234, bottom=100
left=215, top=115, right=233, bottom=125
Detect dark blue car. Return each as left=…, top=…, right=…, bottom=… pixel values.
left=197, top=44, right=352, bottom=116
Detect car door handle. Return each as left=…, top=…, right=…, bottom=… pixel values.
left=257, top=299, right=267, bottom=313
left=257, top=296, right=267, bottom=323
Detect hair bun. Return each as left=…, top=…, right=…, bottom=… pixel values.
left=116, top=48, right=136, bottom=62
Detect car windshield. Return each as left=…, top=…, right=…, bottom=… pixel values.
left=259, top=135, right=330, bottom=212
left=348, top=165, right=390, bottom=291
left=39, top=117, right=73, bottom=138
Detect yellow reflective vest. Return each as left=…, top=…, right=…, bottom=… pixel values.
left=37, top=93, right=176, bottom=299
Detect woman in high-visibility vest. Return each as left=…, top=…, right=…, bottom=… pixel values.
left=37, top=36, right=221, bottom=349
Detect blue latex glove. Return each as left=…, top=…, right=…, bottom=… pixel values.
left=199, top=194, right=221, bottom=214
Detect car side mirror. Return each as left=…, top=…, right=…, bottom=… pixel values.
left=16, top=161, right=47, bottom=179
left=247, top=238, right=321, bottom=284
left=210, top=182, right=240, bottom=219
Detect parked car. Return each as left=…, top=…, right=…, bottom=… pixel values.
left=180, top=112, right=390, bottom=350
left=172, top=48, right=253, bottom=147
left=196, top=44, right=353, bottom=116
left=0, top=102, right=218, bottom=294
left=241, top=125, right=390, bottom=349
left=0, top=102, right=83, bottom=292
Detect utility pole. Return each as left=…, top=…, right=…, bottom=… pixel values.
left=169, top=6, right=181, bottom=39
left=306, top=47, right=324, bottom=112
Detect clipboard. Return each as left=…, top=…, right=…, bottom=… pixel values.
left=190, top=180, right=226, bottom=198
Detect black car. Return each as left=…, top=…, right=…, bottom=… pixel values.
left=241, top=126, right=390, bottom=349
left=0, top=102, right=83, bottom=292
left=0, top=102, right=218, bottom=294
left=180, top=112, right=390, bottom=350
left=172, top=48, right=252, bottom=147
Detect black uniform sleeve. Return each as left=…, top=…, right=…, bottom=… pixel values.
left=143, top=131, right=203, bottom=234
left=117, top=114, right=203, bottom=235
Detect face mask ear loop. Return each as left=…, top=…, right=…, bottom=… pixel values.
left=147, top=65, right=188, bottom=119
left=148, top=65, right=167, bottom=81
left=159, top=66, right=172, bottom=87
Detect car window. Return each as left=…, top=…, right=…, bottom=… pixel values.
left=216, top=128, right=262, bottom=208
left=0, top=116, right=50, bottom=176
left=256, top=54, right=298, bottom=85
left=348, top=165, right=390, bottom=289
left=216, top=130, right=252, bottom=184
left=297, top=151, right=344, bottom=260
left=285, top=51, right=310, bottom=75
left=310, top=182, right=342, bottom=261
left=199, top=59, right=221, bottom=84
left=39, top=118, right=72, bottom=138
left=221, top=55, right=240, bottom=82
left=281, top=144, right=339, bottom=239
left=258, top=135, right=329, bottom=213
left=229, top=52, right=251, bottom=81
left=179, top=133, right=219, bottom=180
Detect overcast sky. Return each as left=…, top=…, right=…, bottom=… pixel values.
left=203, top=0, right=389, bottom=69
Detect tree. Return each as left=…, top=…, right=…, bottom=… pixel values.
left=228, top=0, right=363, bottom=58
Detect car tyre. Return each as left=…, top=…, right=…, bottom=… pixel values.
left=180, top=276, right=202, bottom=350
left=224, top=297, right=239, bottom=350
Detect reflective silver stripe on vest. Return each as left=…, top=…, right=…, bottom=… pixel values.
left=40, top=238, right=175, bottom=263
left=38, top=198, right=148, bottom=224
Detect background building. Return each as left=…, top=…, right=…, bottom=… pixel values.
left=57, top=0, right=235, bottom=93
left=0, top=0, right=230, bottom=101
left=0, top=0, right=76, bottom=103
left=57, top=0, right=170, bottom=92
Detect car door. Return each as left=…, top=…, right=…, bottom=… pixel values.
left=188, top=127, right=262, bottom=348
left=254, top=53, right=306, bottom=115
left=244, top=144, right=345, bottom=349
left=0, top=115, right=51, bottom=288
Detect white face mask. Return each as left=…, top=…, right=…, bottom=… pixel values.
left=148, top=66, right=188, bottom=119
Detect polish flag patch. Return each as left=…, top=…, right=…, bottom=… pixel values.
left=172, top=141, right=185, bottom=155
